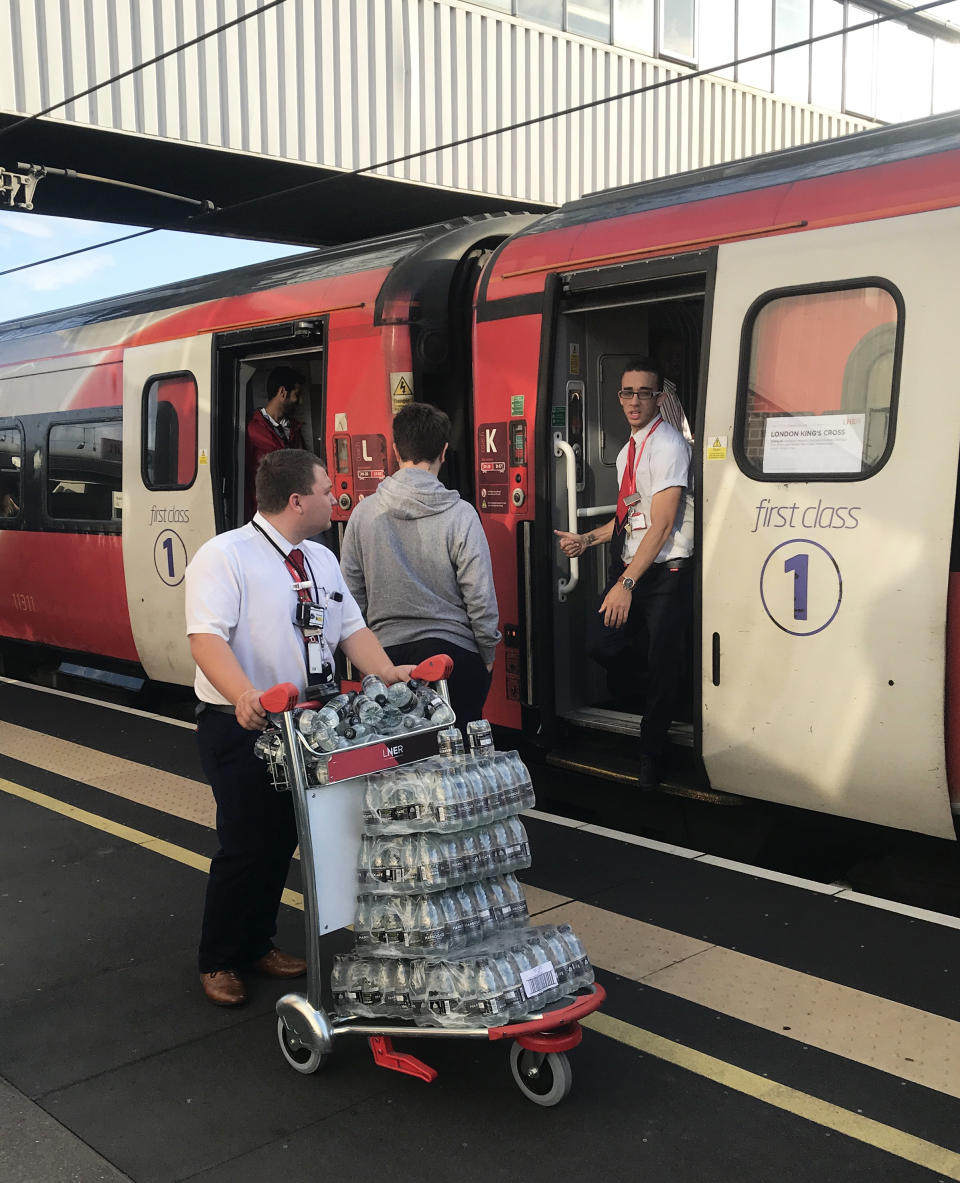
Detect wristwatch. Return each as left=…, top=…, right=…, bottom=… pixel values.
left=619, top=576, right=636, bottom=591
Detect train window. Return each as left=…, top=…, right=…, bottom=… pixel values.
left=143, top=373, right=198, bottom=490
left=47, top=420, right=123, bottom=522
left=737, top=282, right=901, bottom=481
left=0, top=424, right=23, bottom=522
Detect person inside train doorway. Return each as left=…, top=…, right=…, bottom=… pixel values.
left=185, top=449, right=415, bottom=1006
left=555, top=358, right=693, bottom=790
left=244, top=365, right=307, bottom=520
left=340, top=402, right=502, bottom=727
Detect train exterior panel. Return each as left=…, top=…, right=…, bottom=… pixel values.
left=473, top=115, right=960, bottom=840
left=3, top=123, right=960, bottom=838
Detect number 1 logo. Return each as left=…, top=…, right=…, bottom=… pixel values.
left=760, top=540, right=841, bottom=636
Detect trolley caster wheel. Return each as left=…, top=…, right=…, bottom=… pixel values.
left=509, top=1043, right=573, bottom=1107
left=277, top=1016, right=328, bottom=1075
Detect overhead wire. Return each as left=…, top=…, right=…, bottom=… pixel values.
left=1, top=0, right=956, bottom=283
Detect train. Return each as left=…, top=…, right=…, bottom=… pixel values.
left=3, top=111, right=960, bottom=841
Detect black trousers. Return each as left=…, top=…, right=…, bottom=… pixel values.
left=587, top=560, right=691, bottom=757
left=384, top=638, right=492, bottom=729
left=196, top=709, right=299, bottom=973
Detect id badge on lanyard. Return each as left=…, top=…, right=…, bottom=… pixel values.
left=625, top=492, right=646, bottom=535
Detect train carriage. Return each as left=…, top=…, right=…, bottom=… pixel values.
left=474, top=112, right=960, bottom=841
left=3, top=113, right=960, bottom=839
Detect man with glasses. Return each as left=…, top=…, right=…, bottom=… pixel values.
left=555, top=358, right=693, bottom=789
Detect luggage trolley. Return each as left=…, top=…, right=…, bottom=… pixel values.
left=257, top=654, right=606, bottom=1107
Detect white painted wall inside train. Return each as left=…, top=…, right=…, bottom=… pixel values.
left=0, top=0, right=872, bottom=206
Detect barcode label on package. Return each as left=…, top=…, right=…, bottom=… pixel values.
left=520, top=963, right=558, bottom=999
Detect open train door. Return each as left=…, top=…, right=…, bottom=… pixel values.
left=121, top=336, right=216, bottom=685
left=700, top=208, right=960, bottom=839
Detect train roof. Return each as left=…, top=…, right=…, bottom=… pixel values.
left=520, top=110, right=960, bottom=237
left=0, top=213, right=523, bottom=344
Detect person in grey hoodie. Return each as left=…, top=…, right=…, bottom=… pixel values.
left=340, top=403, right=501, bottom=725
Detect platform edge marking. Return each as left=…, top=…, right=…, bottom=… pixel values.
left=0, top=777, right=304, bottom=910
left=581, top=1011, right=960, bottom=1181
left=0, top=677, right=198, bottom=729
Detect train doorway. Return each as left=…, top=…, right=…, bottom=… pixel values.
left=545, top=254, right=712, bottom=781
left=213, top=319, right=327, bottom=533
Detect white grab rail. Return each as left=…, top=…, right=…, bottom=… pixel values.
left=554, top=434, right=579, bottom=601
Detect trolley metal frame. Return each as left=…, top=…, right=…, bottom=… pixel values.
left=259, top=658, right=605, bottom=1105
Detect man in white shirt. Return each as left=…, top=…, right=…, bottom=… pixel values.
left=186, top=449, right=413, bottom=1006
left=555, top=358, right=693, bottom=790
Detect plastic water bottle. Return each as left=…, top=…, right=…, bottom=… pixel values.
left=415, top=893, right=448, bottom=950
left=438, top=889, right=466, bottom=950
left=466, top=721, right=513, bottom=819
left=495, top=873, right=529, bottom=927
left=359, top=694, right=386, bottom=727
left=378, top=705, right=404, bottom=734
left=503, top=816, right=531, bottom=873
left=504, top=751, right=536, bottom=812
left=538, top=924, right=575, bottom=998
left=492, top=949, right=526, bottom=1018
left=421, top=959, right=468, bottom=1028
left=469, top=956, right=509, bottom=1026
left=524, top=929, right=564, bottom=1005
left=556, top=923, right=594, bottom=990
left=361, top=675, right=390, bottom=705
left=418, top=833, right=451, bottom=891
left=366, top=896, right=408, bottom=948
left=465, top=879, right=499, bottom=941
left=386, top=680, right=421, bottom=715
left=454, top=884, right=482, bottom=947
left=388, top=958, right=414, bottom=1019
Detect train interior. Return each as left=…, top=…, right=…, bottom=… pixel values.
left=547, top=267, right=707, bottom=779
left=213, top=325, right=326, bottom=533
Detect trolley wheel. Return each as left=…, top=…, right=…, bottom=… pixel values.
left=277, top=1016, right=328, bottom=1075
left=509, top=1042, right=573, bottom=1107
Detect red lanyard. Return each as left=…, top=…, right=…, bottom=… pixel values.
left=622, top=417, right=663, bottom=501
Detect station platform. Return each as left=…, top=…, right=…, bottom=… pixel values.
left=1, top=678, right=959, bottom=1183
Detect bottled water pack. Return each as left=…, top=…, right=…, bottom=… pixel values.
left=353, top=872, right=529, bottom=953
left=362, top=724, right=534, bottom=834
left=331, top=924, right=594, bottom=1028
left=357, top=817, right=531, bottom=893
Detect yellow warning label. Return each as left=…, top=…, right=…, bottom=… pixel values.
left=199, top=449, right=209, bottom=466
left=390, top=372, right=414, bottom=414
left=707, top=435, right=727, bottom=461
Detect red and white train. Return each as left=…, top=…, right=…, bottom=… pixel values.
left=3, top=112, right=960, bottom=841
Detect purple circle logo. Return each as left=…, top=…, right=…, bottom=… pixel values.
left=759, top=538, right=842, bottom=636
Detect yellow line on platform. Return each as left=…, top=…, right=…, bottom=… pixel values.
left=5, top=774, right=960, bottom=1176
left=0, top=777, right=304, bottom=910
left=581, top=1012, right=960, bottom=1180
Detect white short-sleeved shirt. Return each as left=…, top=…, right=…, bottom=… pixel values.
left=616, top=416, right=694, bottom=564
left=185, top=513, right=366, bottom=704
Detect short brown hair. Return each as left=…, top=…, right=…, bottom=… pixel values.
left=393, top=402, right=450, bottom=464
left=255, top=449, right=323, bottom=514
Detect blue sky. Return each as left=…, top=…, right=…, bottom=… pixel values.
left=0, top=210, right=309, bottom=323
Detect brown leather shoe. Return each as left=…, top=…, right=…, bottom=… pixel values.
left=248, top=948, right=307, bottom=978
left=200, top=970, right=247, bottom=1006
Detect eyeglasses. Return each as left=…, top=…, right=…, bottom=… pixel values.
left=617, top=388, right=660, bottom=402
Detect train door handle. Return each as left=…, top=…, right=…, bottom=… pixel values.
left=554, top=433, right=579, bottom=602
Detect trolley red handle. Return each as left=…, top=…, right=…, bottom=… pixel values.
left=259, top=654, right=454, bottom=714
left=259, top=682, right=300, bottom=713
left=409, top=653, right=453, bottom=682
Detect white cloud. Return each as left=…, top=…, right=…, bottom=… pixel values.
left=23, top=251, right=115, bottom=292
left=0, top=211, right=55, bottom=239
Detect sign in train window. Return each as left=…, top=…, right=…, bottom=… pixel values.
left=736, top=283, right=902, bottom=480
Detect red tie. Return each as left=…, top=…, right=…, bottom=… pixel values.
left=287, top=548, right=306, bottom=579
left=616, top=435, right=636, bottom=527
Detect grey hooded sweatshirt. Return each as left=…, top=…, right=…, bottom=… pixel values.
left=340, top=467, right=502, bottom=665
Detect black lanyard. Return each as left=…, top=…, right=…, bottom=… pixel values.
left=251, top=521, right=324, bottom=674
